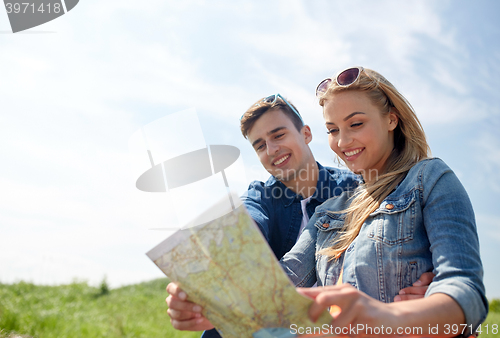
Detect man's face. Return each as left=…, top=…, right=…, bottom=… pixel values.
left=247, top=109, right=313, bottom=182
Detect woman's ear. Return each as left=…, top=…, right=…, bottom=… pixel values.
left=388, top=109, right=399, bottom=132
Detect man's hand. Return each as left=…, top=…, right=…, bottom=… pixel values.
left=166, top=282, right=214, bottom=331
left=394, top=271, right=434, bottom=302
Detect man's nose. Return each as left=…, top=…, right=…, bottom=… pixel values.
left=267, top=141, right=280, bottom=155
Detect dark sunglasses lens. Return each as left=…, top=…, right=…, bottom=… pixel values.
left=316, top=79, right=332, bottom=97
left=337, top=68, right=360, bottom=86
left=263, top=94, right=276, bottom=103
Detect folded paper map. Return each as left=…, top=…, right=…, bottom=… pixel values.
left=146, top=195, right=332, bottom=337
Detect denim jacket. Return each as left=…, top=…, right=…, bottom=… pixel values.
left=242, top=162, right=359, bottom=259
left=280, top=158, right=488, bottom=334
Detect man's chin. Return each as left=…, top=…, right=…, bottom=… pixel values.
left=272, top=169, right=296, bottom=183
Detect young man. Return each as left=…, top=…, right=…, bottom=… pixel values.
left=166, top=95, right=432, bottom=336
left=239, top=94, right=359, bottom=260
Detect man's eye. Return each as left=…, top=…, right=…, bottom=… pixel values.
left=275, top=133, right=285, bottom=139
left=327, top=128, right=339, bottom=134
left=257, top=143, right=266, bottom=151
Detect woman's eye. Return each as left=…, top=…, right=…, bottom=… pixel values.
left=351, top=122, right=363, bottom=128
left=327, top=128, right=339, bottom=135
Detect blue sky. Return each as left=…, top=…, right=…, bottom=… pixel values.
left=1, top=0, right=499, bottom=299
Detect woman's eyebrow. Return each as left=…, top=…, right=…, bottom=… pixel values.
left=344, top=112, right=365, bottom=121
left=325, top=112, right=365, bottom=125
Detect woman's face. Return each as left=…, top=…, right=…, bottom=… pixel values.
left=323, top=90, right=398, bottom=183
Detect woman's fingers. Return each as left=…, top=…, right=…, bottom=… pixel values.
left=304, top=284, right=391, bottom=337
left=306, top=284, right=358, bottom=323
left=296, top=286, right=324, bottom=299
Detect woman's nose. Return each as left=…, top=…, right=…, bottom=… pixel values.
left=337, top=130, right=353, bottom=148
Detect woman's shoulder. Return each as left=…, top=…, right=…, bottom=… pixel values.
left=394, top=157, right=456, bottom=197
left=410, top=157, right=451, bottom=172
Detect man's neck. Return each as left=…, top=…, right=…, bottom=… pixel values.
left=281, top=161, right=319, bottom=198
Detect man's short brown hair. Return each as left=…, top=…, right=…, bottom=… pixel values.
left=240, top=96, right=304, bottom=138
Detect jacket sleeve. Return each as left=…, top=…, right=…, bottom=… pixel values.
left=279, top=211, right=319, bottom=287
left=422, top=159, right=488, bottom=335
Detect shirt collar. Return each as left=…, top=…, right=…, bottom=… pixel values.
left=310, top=162, right=332, bottom=203
left=263, top=162, right=341, bottom=208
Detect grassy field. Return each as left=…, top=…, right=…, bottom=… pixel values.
left=0, top=279, right=498, bottom=337
left=0, top=278, right=201, bottom=338
left=481, top=311, right=500, bottom=338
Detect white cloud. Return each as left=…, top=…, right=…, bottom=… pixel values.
left=1, top=0, right=499, bottom=289
left=472, top=133, right=500, bottom=193
left=477, top=214, right=500, bottom=241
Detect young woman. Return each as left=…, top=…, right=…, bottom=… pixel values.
left=280, top=67, right=488, bottom=336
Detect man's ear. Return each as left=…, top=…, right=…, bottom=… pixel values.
left=388, top=110, right=399, bottom=132
left=302, top=125, right=313, bottom=144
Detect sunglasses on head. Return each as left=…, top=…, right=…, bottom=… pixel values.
left=316, top=66, right=364, bottom=98
left=243, top=93, right=303, bottom=123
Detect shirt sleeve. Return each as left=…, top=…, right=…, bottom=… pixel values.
left=422, top=159, right=488, bottom=335
left=279, top=211, right=319, bottom=287
left=241, top=181, right=271, bottom=243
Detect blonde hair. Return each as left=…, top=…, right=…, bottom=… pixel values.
left=318, top=68, right=430, bottom=259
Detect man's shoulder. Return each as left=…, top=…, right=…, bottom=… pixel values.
left=246, top=175, right=280, bottom=191
left=243, top=177, right=284, bottom=202
left=321, top=165, right=351, bottom=177
left=318, top=163, right=361, bottom=186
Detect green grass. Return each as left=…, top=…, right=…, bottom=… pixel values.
left=480, top=311, right=500, bottom=338
left=0, top=278, right=201, bottom=338
left=1, top=279, right=498, bottom=338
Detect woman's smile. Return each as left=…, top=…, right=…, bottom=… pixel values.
left=323, top=91, right=398, bottom=182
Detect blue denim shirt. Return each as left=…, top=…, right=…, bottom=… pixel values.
left=201, top=162, right=359, bottom=338
left=280, top=158, right=488, bottom=335
left=242, top=162, right=359, bottom=260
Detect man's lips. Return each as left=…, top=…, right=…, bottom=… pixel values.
left=273, top=154, right=290, bottom=166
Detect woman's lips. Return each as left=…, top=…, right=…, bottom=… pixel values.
left=343, top=148, right=364, bottom=161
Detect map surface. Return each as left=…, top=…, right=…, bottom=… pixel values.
left=147, top=201, right=332, bottom=338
